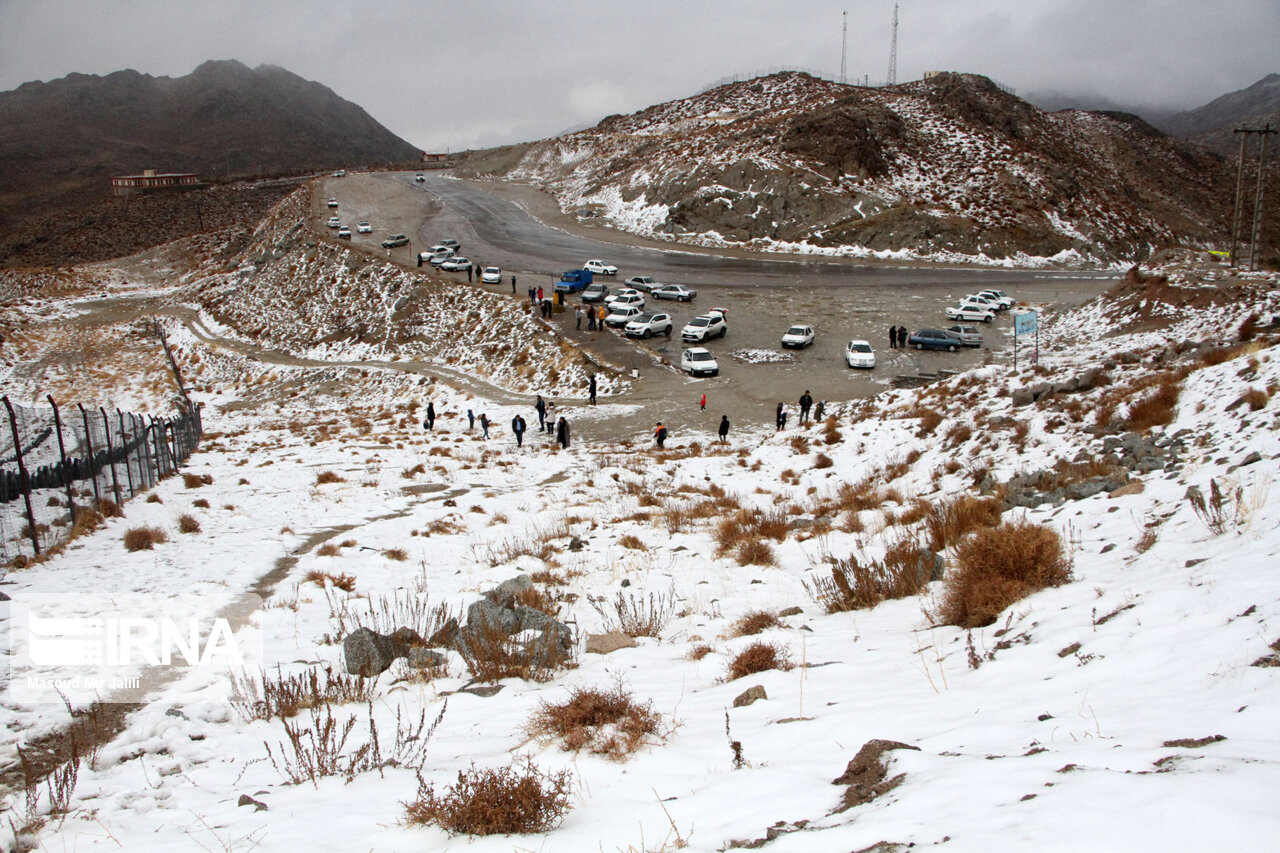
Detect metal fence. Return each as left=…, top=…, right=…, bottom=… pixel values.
left=0, top=395, right=202, bottom=565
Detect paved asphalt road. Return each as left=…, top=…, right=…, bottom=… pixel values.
left=324, top=171, right=1117, bottom=443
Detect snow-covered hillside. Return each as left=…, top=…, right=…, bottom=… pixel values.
left=500, top=72, right=1232, bottom=266
left=2, top=255, right=1277, bottom=851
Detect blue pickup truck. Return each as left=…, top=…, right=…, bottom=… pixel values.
left=553, top=269, right=594, bottom=294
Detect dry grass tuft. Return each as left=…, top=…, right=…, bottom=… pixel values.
left=726, top=641, right=792, bottom=681
left=617, top=534, right=647, bottom=551
left=925, top=494, right=1003, bottom=553
left=687, top=644, right=713, bottom=661
left=316, top=543, right=342, bottom=557
left=404, top=759, right=574, bottom=836
left=192, top=498, right=210, bottom=509
left=803, top=551, right=928, bottom=613
left=527, top=683, right=662, bottom=760
left=731, top=610, right=781, bottom=637
left=123, top=526, right=168, bottom=552
left=315, top=470, right=345, bottom=485
left=385, top=547, right=409, bottom=561
left=98, top=498, right=124, bottom=518
left=303, top=570, right=357, bottom=592
left=938, top=520, right=1072, bottom=628
left=734, top=539, right=776, bottom=566
left=182, top=472, right=213, bottom=488
left=813, top=452, right=834, bottom=470
left=231, top=665, right=374, bottom=722
left=177, top=513, right=202, bottom=534
left=589, top=590, right=676, bottom=638
left=457, top=617, right=570, bottom=684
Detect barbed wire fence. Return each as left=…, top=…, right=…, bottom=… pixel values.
left=0, top=394, right=202, bottom=567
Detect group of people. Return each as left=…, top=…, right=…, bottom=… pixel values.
left=887, top=325, right=909, bottom=349
left=775, top=390, right=825, bottom=431
left=583, top=303, right=609, bottom=331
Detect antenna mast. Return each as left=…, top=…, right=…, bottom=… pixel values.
left=886, top=2, right=899, bottom=85
left=840, top=10, right=848, bottom=84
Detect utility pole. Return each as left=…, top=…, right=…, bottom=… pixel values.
left=1231, top=125, right=1276, bottom=270
left=886, top=2, right=899, bottom=86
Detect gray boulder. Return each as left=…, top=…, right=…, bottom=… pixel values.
left=733, top=685, right=768, bottom=707
left=485, top=574, right=533, bottom=608
left=466, top=597, right=522, bottom=635
left=585, top=631, right=637, bottom=655
left=343, top=627, right=397, bottom=678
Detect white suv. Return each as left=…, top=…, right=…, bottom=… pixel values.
left=624, top=312, right=674, bottom=339
left=680, top=348, right=720, bottom=377
left=681, top=312, right=727, bottom=342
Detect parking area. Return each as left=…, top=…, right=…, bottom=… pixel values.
left=319, top=171, right=1115, bottom=439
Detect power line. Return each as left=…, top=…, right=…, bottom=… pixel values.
left=1231, top=124, right=1276, bottom=271
left=886, top=2, right=899, bottom=86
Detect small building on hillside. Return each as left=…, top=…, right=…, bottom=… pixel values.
left=422, top=152, right=449, bottom=164
left=111, top=169, right=202, bottom=195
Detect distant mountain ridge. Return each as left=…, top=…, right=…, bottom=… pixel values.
left=0, top=60, right=421, bottom=229
left=1158, top=74, right=1280, bottom=153
left=496, top=71, right=1250, bottom=265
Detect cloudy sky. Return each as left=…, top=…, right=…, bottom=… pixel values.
left=2, top=0, right=1277, bottom=152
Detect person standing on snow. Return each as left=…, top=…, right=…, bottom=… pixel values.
left=467, top=408, right=475, bottom=431
left=897, top=326, right=907, bottom=349
left=556, top=416, right=570, bottom=448
left=545, top=401, right=557, bottom=433
left=718, top=415, right=730, bottom=443
left=512, top=414, right=526, bottom=447
left=654, top=422, right=668, bottom=448
left=535, top=395, right=547, bottom=431
left=888, top=325, right=898, bottom=349
left=588, top=374, right=598, bottom=405
left=425, top=400, right=436, bottom=430
left=814, top=400, right=826, bottom=422
left=479, top=413, right=489, bottom=439
left=798, top=390, right=813, bottom=425
left=699, top=393, right=706, bottom=412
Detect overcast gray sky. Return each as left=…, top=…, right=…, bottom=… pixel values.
left=2, top=0, right=1277, bottom=152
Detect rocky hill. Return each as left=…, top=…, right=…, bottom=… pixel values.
left=494, top=72, right=1259, bottom=266
left=0, top=60, right=422, bottom=231
left=1159, top=73, right=1280, bottom=151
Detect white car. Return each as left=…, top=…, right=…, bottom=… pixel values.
left=604, top=304, right=643, bottom=328
left=945, top=303, right=995, bottom=323
left=415, top=174, right=426, bottom=182
left=681, top=312, right=727, bottom=343
left=333, top=170, right=346, bottom=178
left=652, top=284, right=698, bottom=302
left=625, top=275, right=660, bottom=292
left=356, top=220, right=372, bottom=233
left=481, top=266, right=502, bottom=284
left=680, top=348, right=720, bottom=377
left=326, top=216, right=341, bottom=228
left=337, top=225, right=351, bottom=239
left=845, top=340, right=875, bottom=368
left=584, top=259, right=618, bottom=276
left=945, top=324, right=984, bottom=347
left=781, top=324, right=815, bottom=349
left=624, top=312, right=674, bottom=339
left=605, top=289, right=644, bottom=309
left=582, top=282, right=610, bottom=303
left=976, top=289, right=1015, bottom=310
left=440, top=256, right=472, bottom=272
left=962, top=294, right=999, bottom=310
left=327, top=198, right=338, bottom=208
left=427, top=250, right=454, bottom=266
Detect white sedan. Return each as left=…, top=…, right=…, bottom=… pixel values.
left=651, top=284, right=698, bottom=302
left=945, top=303, right=995, bottom=323
left=605, top=289, right=644, bottom=309
left=326, top=216, right=341, bottom=228
left=781, top=324, right=815, bottom=349
left=585, top=259, right=618, bottom=276
left=481, top=266, right=502, bottom=284
left=440, top=256, right=472, bottom=271
left=845, top=340, right=875, bottom=369
left=356, top=221, right=372, bottom=233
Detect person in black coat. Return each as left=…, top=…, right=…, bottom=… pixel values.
left=511, top=414, right=526, bottom=447
left=798, top=390, right=813, bottom=425
left=718, top=415, right=730, bottom=443
left=556, top=416, right=570, bottom=448
left=654, top=422, right=668, bottom=448
left=888, top=325, right=898, bottom=349
left=535, top=395, right=546, bottom=431
left=588, top=374, right=597, bottom=405
left=424, top=401, right=436, bottom=430
left=897, top=326, right=908, bottom=349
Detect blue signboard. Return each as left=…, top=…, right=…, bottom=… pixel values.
left=1014, top=311, right=1038, bottom=337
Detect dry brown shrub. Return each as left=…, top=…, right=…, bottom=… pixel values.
left=340, top=539, right=358, bottom=548
left=123, top=526, right=168, bottom=552
left=315, top=470, right=345, bottom=485
left=735, top=539, right=776, bottom=566
left=98, top=498, right=124, bottom=518
left=177, top=513, right=202, bottom=534
left=146, top=493, right=162, bottom=504
left=925, top=495, right=1003, bottom=552
left=316, top=543, right=342, bottom=557
left=732, top=610, right=781, bottom=637
left=231, top=665, right=373, bottom=722
left=914, top=408, right=944, bottom=437
left=803, top=552, right=926, bottom=613
left=1240, top=387, right=1270, bottom=410
left=192, top=498, right=210, bottom=509
left=1123, top=376, right=1181, bottom=431
left=458, top=618, right=569, bottom=683
left=687, top=644, right=713, bottom=661
left=527, top=684, right=662, bottom=760
left=726, top=641, right=792, bottom=680
left=385, top=548, right=409, bottom=561
left=303, top=570, right=356, bottom=592
left=1238, top=312, right=1260, bottom=342
left=182, top=472, right=213, bottom=488
left=425, top=518, right=462, bottom=536
left=938, top=520, right=1073, bottom=628
left=618, top=534, right=647, bottom=550
left=944, top=423, right=973, bottom=448
left=813, top=452, right=835, bottom=470
left=512, top=586, right=563, bottom=617
left=402, top=463, right=427, bottom=479
left=404, top=759, right=574, bottom=836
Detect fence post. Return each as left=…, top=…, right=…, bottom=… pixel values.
left=100, top=407, right=123, bottom=506
left=47, top=395, right=77, bottom=526
left=117, top=409, right=136, bottom=497
left=78, top=403, right=101, bottom=505
left=134, top=414, right=154, bottom=488
left=2, top=396, right=41, bottom=556
left=168, top=417, right=183, bottom=471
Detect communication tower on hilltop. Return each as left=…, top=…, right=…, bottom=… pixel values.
left=840, top=10, right=848, bottom=85
left=887, top=2, right=899, bottom=85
